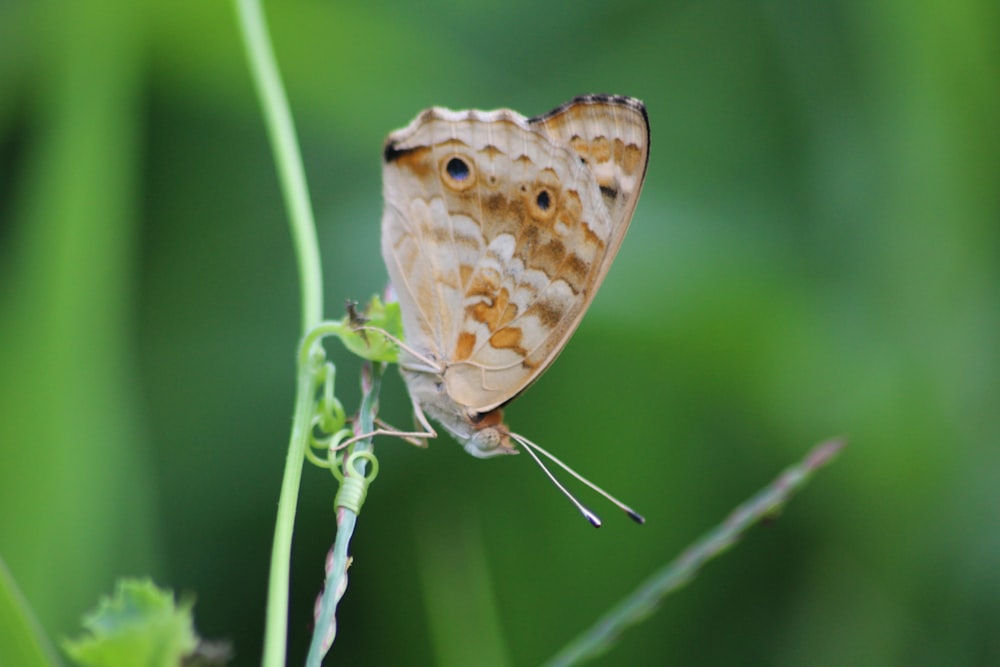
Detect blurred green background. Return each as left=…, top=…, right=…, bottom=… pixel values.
left=2, top=0, right=998, bottom=665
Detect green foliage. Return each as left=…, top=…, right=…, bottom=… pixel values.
left=334, top=296, right=403, bottom=363
left=0, top=558, right=63, bottom=667
left=62, top=580, right=198, bottom=667
left=2, top=0, right=999, bottom=665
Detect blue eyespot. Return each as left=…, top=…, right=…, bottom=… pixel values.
left=536, top=190, right=551, bottom=211
left=446, top=157, right=469, bottom=181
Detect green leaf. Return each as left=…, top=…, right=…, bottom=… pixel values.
left=0, top=557, right=63, bottom=667
left=336, top=295, right=403, bottom=363
left=62, top=579, right=198, bottom=667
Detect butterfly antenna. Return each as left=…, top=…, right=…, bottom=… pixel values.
left=510, top=432, right=645, bottom=525
left=511, top=433, right=602, bottom=528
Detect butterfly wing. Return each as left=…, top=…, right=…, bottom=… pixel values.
left=381, top=95, right=649, bottom=414
left=530, top=95, right=650, bottom=290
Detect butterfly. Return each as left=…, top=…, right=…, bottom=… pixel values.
left=377, top=94, right=649, bottom=526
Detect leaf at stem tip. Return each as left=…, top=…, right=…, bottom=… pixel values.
left=337, top=295, right=403, bottom=363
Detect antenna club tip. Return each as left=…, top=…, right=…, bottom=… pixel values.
left=585, top=512, right=602, bottom=528
left=627, top=510, right=646, bottom=525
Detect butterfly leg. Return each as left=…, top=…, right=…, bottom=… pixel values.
left=408, top=392, right=437, bottom=437
left=352, top=326, right=443, bottom=374
left=336, top=394, right=438, bottom=450
left=373, top=418, right=429, bottom=448
left=335, top=425, right=435, bottom=450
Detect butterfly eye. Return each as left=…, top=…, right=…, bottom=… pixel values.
left=528, top=186, right=557, bottom=221
left=441, top=155, right=476, bottom=191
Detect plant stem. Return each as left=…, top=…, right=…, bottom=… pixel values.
left=544, top=438, right=847, bottom=667
left=233, top=2, right=325, bottom=666
left=234, top=0, right=323, bottom=330
left=305, top=363, right=382, bottom=666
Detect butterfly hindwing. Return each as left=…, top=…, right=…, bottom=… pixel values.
left=381, top=96, right=649, bottom=415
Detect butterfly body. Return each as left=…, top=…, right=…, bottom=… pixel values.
left=381, top=94, right=649, bottom=459
left=396, top=365, right=515, bottom=458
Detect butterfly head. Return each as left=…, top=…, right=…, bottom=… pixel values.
left=462, top=409, right=518, bottom=459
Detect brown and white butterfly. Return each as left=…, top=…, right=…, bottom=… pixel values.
left=377, top=95, right=649, bottom=526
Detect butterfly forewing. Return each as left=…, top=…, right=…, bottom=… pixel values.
left=530, top=95, right=650, bottom=287
left=381, top=96, right=649, bottom=416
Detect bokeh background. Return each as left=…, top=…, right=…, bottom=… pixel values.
left=2, top=1, right=999, bottom=665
